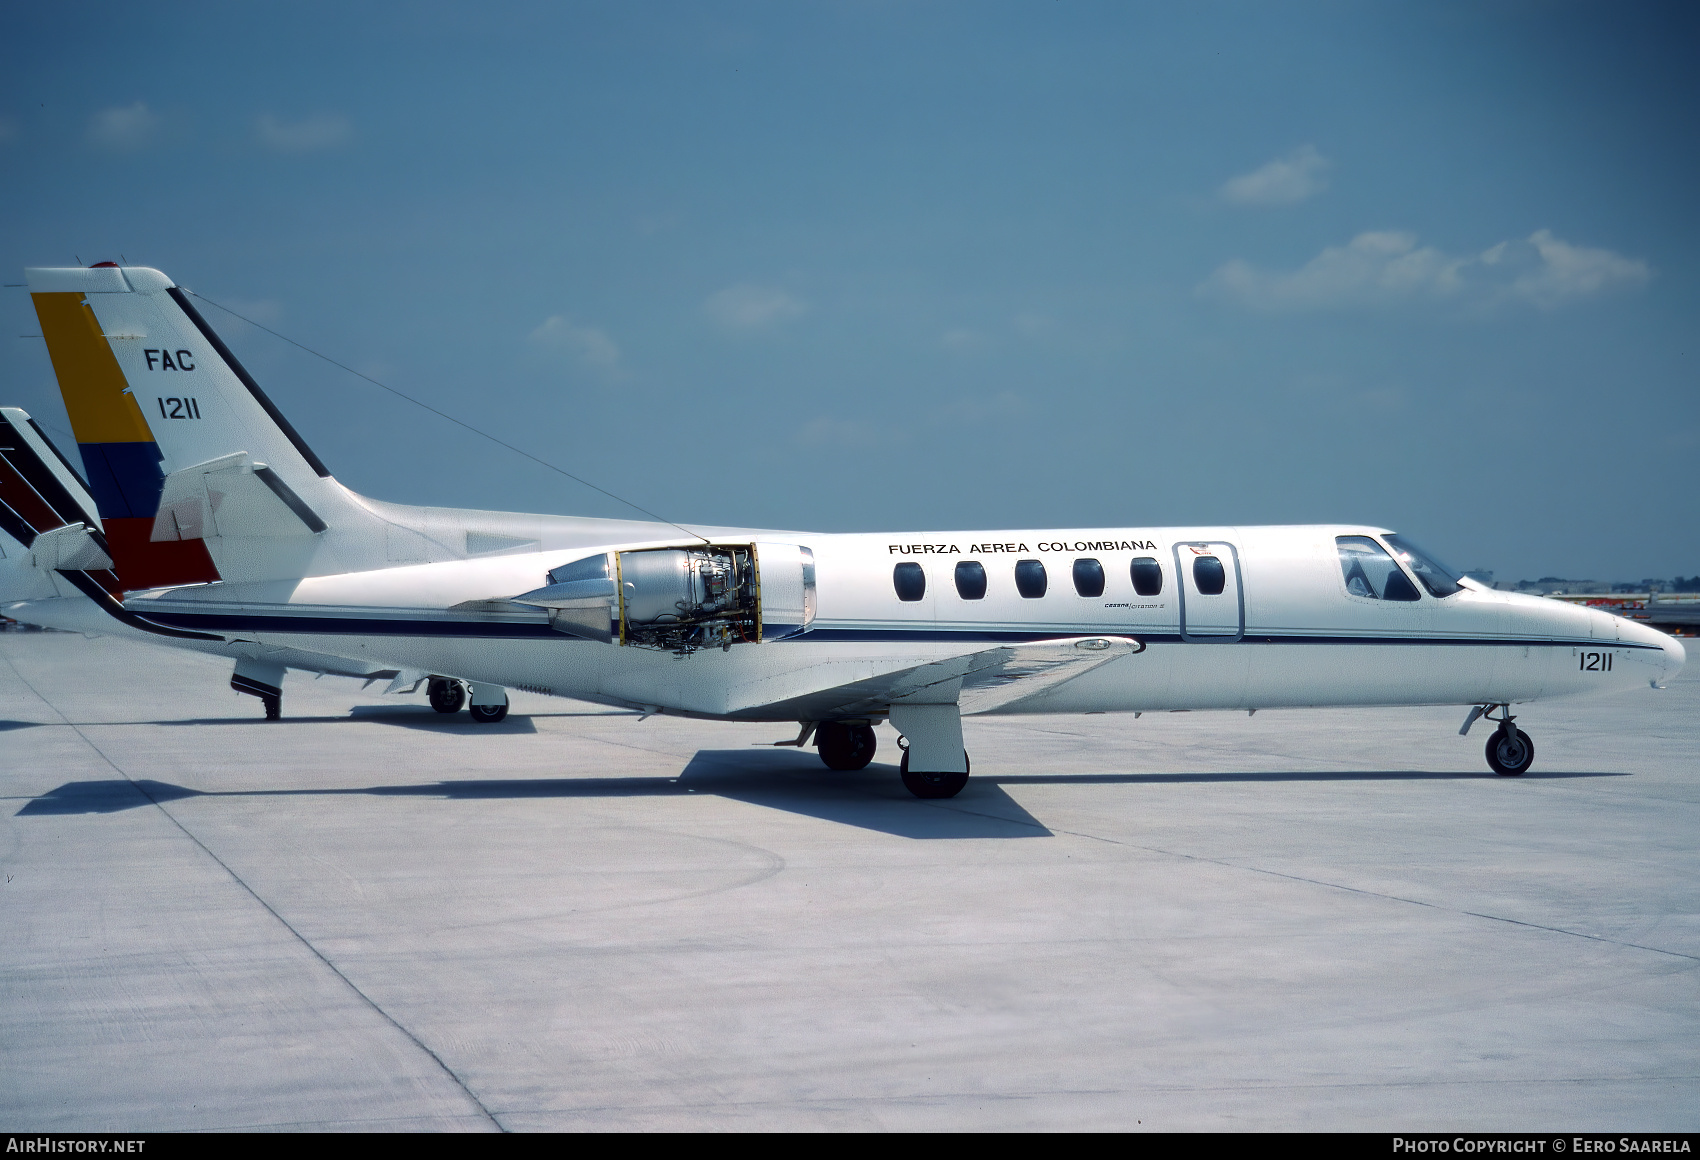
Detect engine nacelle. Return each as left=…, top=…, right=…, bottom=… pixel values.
left=512, top=542, right=815, bottom=654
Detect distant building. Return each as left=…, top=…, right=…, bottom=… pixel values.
left=1514, top=578, right=1604, bottom=595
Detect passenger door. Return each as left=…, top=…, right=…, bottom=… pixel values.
left=1175, top=541, right=1244, bottom=640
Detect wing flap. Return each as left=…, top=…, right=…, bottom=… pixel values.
left=727, top=636, right=1141, bottom=720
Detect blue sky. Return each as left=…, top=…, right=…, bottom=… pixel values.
left=2, top=1, right=1694, bottom=581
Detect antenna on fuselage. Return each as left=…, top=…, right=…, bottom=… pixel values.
left=184, top=289, right=712, bottom=546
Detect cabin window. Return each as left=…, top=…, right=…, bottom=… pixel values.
left=893, top=561, right=926, bottom=602
left=1192, top=555, right=1227, bottom=596
left=1073, top=558, right=1105, bottom=597
left=1130, top=556, right=1163, bottom=596
left=1383, top=534, right=1463, bottom=598
left=1336, top=536, right=1419, bottom=601
left=1014, top=558, right=1048, bottom=598
left=954, top=560, right=987, bottom=600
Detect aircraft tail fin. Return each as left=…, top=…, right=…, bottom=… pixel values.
left=25, top=264, right=374, bottom=584
left=25, top=266, right=242, bottom=587
left=0, top=406, right=120, bottom=594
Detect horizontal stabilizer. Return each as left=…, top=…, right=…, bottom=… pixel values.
left=152, top=452, right=326, bottom=543
left=30, top=523, right=114, bottom=571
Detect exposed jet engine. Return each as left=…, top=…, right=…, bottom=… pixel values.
left=513, top=542, right=815, bottom=654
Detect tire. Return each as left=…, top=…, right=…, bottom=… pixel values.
left=469, top=701, right=509, bottom=724
left=816, top=721, right=877, bottom=771
left=428, top=678, right=466, bottom=714
left=899, top=749, right=970, bottom=799
left=1485, top=726, right=1534, bottom=776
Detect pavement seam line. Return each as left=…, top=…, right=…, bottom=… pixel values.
left=1042, top=821, right=1700, bottom=964
left=864, top=761, right=1700, bottom=964
left=1, top=651, right=507, bottom=1131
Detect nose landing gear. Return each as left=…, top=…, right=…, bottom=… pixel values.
left=1485, top=722, right=1534, bottom=776
left=1464, top=704, right=1535, bottom=776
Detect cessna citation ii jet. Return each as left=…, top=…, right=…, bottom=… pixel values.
left=0, top=264, right=1684, bottom=797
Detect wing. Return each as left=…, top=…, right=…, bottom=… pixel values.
left=733, top=636, right=1142, bottom=721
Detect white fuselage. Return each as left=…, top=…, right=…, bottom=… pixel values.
left=15, top=521, right=1675, bottom=722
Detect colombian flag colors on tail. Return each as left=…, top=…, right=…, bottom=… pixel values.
left=30, top=268, right=219, bottom=590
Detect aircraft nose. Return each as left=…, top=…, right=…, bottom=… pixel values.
left=1657, top=631, right=1687, bottom=680
left=1620, top=617, right=1686, bottom=682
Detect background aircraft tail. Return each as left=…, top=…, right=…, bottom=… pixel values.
left=0, top=405, right=224, bottom=639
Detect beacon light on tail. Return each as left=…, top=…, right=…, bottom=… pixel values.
left=2, top=263, right=1683, bottom=797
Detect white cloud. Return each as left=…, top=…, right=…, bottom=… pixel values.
left=88, top=102, right=159, bottom=151
left=1485, top=229, right=1652, bottom=308
left=530, top=315, right=620, bottom=368
left=256, top=112, right=353, bottom=153
left=1220, top=145, right=1331, bottom=206
left=704, top=283, right=806, bottom=330
left=1202, top=229, right=1650, bottom=312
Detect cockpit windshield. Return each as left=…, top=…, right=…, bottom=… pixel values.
left=1382, top=533, right=1463, bottom=598
left=1336, top=536, right=1419, bottom=601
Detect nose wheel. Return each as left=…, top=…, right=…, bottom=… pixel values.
left=1485, top=722, right=1534, bottom=776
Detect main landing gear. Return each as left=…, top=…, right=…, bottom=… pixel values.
left=899, top=749, right=970, bottom=799
left=1462, top=704, right=1535, bottom=776
left=231, top=658, right=285, bottom=721
left=428, top=677, right=466, bottom=714
left=889, top=703, right=970, bottom=800
left=808, top=706, right=974, bottom=799
left=467, top=682, right=510, bottom=724
left=426, top=677, right=509, bottom=723
left=816, top=721, right=877, bottom=770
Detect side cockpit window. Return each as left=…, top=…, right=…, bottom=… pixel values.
left=1336, top=536, right=1419, bottom=601
left=1383, top=533, right=1463, bottom=598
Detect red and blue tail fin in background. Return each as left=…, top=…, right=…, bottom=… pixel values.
left=0, top=405, right=124, bottom=603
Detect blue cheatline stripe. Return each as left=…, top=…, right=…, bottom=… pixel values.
left=125, top=607, right=1661, bottom=652
left=78, top=442, right=165, bottom=519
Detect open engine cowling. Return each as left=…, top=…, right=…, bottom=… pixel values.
left=512, top=542, right=815, bottom=653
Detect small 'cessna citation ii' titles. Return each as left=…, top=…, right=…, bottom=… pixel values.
left=0, top=265, right=1684, bottom=797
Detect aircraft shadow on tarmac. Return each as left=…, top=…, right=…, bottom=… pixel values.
left=12, top=752, right=1629, bottom=838
left=10, top=750, right=1046, bottom=839
left=0, top=709, right=638, bottom=733
left=143, top=707, right=649, bottom=733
